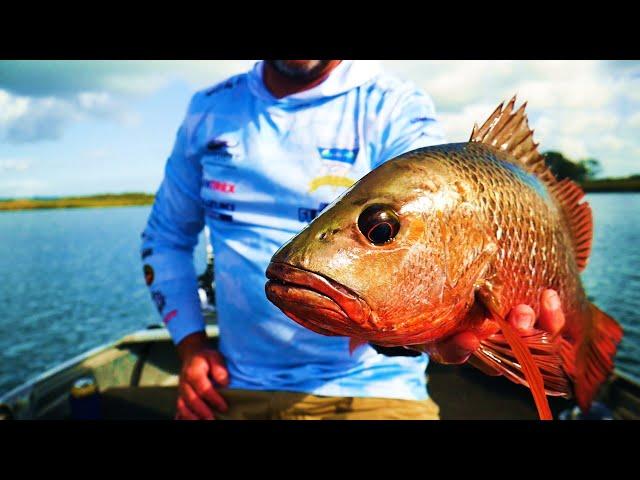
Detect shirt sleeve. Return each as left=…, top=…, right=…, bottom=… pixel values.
left=140, top=96, right=206, bottom=345
left=371, top=85, right=447, bottom=168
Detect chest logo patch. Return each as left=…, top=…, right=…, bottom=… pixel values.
left=317, top=147, right=359, bottom=164
left=308, top=175, right=355, bottom=193
left=310, top=146, right=359, bottom=193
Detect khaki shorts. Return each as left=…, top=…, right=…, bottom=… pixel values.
left=215, top=388, right=440, bottom=420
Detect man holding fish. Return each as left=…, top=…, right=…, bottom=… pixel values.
left=141, top=60, right=567, bottom=420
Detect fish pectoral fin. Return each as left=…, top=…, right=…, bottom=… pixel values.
left=472, top=329, right=573, bottom=397
left=473, top=287, right=561, bottom=420
left=478, top=318, right=555, bottom=420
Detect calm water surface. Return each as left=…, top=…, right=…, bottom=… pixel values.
left=0, top=194, right=639, bottom=394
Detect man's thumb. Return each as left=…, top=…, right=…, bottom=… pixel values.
left=205, top=351, right=229, bottom=387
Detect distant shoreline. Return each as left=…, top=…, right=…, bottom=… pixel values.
left=581, top=178, right=640, bottom=193
left=0, top=193, right=155, bottom=211
left=1, top=179, right=639, bottom=212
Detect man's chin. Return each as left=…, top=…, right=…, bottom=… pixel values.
left=268, top=60, right=333, bottom=82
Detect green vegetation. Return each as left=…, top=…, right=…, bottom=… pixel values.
left=542, top=151, right=640, bottom=192
left=543, top=151, right=602, bottom=182
left=0, top=193, right=155, bottom=211
left=581, top=176, right=640, bottom=193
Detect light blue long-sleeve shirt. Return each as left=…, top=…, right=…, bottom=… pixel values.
left=141, top=61, right=446, bottom=400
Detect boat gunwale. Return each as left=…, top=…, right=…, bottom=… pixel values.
left=0, top=325, right=220, bottom=406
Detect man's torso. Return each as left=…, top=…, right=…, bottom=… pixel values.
left=180, top=63, right=441, bottom=399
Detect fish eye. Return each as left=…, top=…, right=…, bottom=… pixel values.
left=357, top=204, right=400, bottom=245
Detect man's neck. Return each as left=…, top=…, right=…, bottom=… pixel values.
left=262, top=61, right=343, bottom=99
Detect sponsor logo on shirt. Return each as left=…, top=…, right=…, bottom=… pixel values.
left=308, top=175, right=355, bottom=193
left=204, top=199, right=235, bottom=211
left=151, top=290, right=166, bottom=314
left=206, top=211, right=234, bottom=222
left=163, top=309, right=178, bottom=325
left=311, top=146, right=359, bottom=193
left=204, top=199, right=235, bottom=222
left=143, top=264, right=154, bottom=285
left=317, top=147, right=359, bottom=165
left=410, top=116, right=432, bottom=124
left=207, top=139, right=234, bottom=153
left=203, top=138, right=239, bottom=168
left=206, top=179, right=236, bottom=194
left=205, top=77, right=240, bottom=96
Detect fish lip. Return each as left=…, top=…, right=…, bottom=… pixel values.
left=265, top=262, right=371, bottom=329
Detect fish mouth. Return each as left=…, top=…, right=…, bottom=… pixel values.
left=265, top=262, right=372, bottom=338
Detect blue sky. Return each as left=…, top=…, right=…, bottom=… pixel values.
left=1, top=60, right=639, bottom=198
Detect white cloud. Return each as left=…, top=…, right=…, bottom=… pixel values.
left=0, top=90, right=30, bottom=126
left=0, top=158, right=30, bottom=171
left=556, top=137, right=589, bottom=159
left=380, top=60, right=640, bottom=176
left=0, top=61, right=256, bottom=143
left=0, top=178, right=46, bottom=198
left=597, top=135, right=625, bottom=152
left=629, top=112, right=640, bottom=129
left=1, top=60, right=639, bottom=177
left=0, top=60, right=256, bottom=98
left=0, top=88, right=133, bottom=143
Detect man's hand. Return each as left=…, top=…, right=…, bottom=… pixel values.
left=423, top=289, right=566, bottom=365
left=175, top=332, right=230, bottom=420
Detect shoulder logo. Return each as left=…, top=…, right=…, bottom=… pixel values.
left=205, top=75, right=243, bottom=96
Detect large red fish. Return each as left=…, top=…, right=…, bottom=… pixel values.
left=265, top=97, right=623, bottom=420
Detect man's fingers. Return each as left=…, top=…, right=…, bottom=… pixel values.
left=425, top=331, right=480, bottom=364
left=448, top=331, right=480, bottom=360
left=538, top=289, right=566, bottom=335
left=191, top=376, right=228, bottom=413
left=507, top=304, right=536, bottom=333
left=176, top=397, right=200, bottom=421
left=205, top=351, right=230, bottom=387
left=182, top=383, right=215, bottom=420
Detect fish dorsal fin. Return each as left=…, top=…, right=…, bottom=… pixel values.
left=548, top=179, right=593, bottom=271
left=470, top=95, right=553, bottom=182
left=470, top=96, right=593, bottom=271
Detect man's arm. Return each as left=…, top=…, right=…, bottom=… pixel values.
left=141, top=97, right=228, bottom=420
left=141, top=111, right=206, bottom=344
left=371, top=83, right=447, bottom=168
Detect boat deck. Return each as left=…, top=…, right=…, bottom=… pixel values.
left=1, top=326, right=637, bottom=420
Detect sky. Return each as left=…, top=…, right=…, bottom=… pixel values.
left=1, top=60, right=639, bottom=198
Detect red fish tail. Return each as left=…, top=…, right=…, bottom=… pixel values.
left=569, top=303, right=623, bottom=413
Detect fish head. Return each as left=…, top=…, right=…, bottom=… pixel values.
left=265, top=149, right=497, bottom=346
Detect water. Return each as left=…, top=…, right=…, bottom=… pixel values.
left=0, top=195, right=639, bottom=394
left=0, top=206, right=206, bottom=394
left=581, top=194, right=640, bottom=382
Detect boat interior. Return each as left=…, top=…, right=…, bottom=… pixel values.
left=2, top=324, right=638, bottom=420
